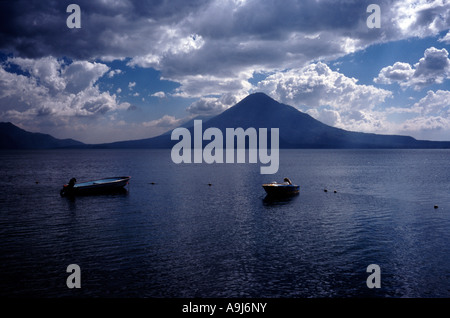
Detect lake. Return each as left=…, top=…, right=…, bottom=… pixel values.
left=0, top=149, right=449, bottom=297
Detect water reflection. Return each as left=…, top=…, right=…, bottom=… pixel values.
left=61, top=187, right=129, bottom=198
left=64, top=195, right=77, bottom=212
left=61, top=188, right=129, bottom=211
left=262, top=192, right=299, bottom=206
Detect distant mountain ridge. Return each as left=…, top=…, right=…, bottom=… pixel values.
left=93, top=92, right=450, bottom=149
left=0, top=122, right=85, bottom=149
left=1, top=93, right=450, bottom=149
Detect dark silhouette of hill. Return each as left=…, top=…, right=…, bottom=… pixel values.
left=0, top=122, right=85, bottom=149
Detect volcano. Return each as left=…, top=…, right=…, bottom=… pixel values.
left=94, top=92, right=450, bottom=149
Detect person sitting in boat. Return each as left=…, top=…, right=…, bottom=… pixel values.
left=60, top=178, right=76, bottom=196
left=283, top=177, right=293, bottom=185
left=68, top=178, right=76, bottom=189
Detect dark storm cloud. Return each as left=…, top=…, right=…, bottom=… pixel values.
left=0, top=0, right=384, bottom=60
left=215, top=0, right=369, bottom=36
left=412, top=4, right=450, bottom=33
left=2, top=0, right=448, bottom=72
left=0, top=0, right=209, bottom=59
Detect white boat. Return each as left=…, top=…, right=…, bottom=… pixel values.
left=262, top=178, right=299, bottom=196
left=60, top=176, right=130, bottom=196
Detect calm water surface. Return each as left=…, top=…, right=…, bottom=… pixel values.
left=0, top=149, right=449, bottom=297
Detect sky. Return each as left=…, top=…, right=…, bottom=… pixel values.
left=0, top=0, right=449, bottom=143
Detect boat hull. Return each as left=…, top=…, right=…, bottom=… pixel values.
left=61, top=176, right=130, bottom=196
left=262, top=184, right=300, bottom=196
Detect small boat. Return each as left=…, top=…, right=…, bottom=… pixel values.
left=60, top=176, right=131, bottom=196
left=262, top=177, right=299, bottom=196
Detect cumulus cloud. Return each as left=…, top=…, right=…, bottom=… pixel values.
left=127, top=32, right=205, bottom=69
left=185, top=92, right=249, bottom=116
left=128, top=81, right=136, bottom=90
left=400, top=116, right=449, bottom=141
left=412, top=90, right=450, bottom=116
left=374, top=47, right=450, bottom=89
left=391, top=0, right=450, bottom=38
left=413, top=47, right=450, bottom=85
left=306, top=107, right=392, bottom=134
left=0, top=56, right=129, bottom=133
left=142, top=115, right=184, bottom=128
left=340, top=110, right=390, bottom=133
left=384, top=89, right=450, bottom=140
left=151, top=91, right=166, bottom=98
left=173, top=72, right=253, bottom=99
left=373, top=62, right=415, bottom=84
left=107, top=69, right=122, bottom=78
left=64, top=61, right=110, bottom=94
left=187, top=97, right=229, bottom=116
left=139, top=115, right=188, bottom=138
left=439, top=31, right=450, bottom=44
left=305, top=108, right=342, bottom=127
left=4, top=57, right=67, bottom=95
left=257, top=62, right=392, bottom=111
left=7, top=57, right=110, bottom=95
